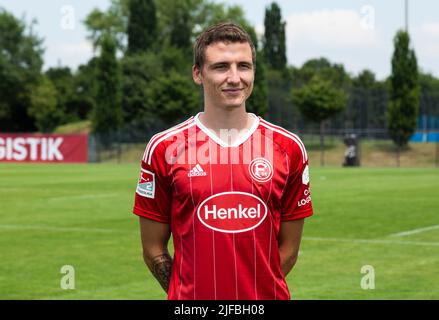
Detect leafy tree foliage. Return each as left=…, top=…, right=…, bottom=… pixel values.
left=148, top=71, right=200, bottom=125
left=388, top=30, right=420, bottom=148
left=263, top=2, right=286, bottom=70
left=45, top=67, right=77, bottom=122
left=28, top=76, right=59, bottom=132
left=295, top=57, right=351, bottom=89
left=83, top=0, right=129, bottom=51
left=127, top=0, right=157, bottom=54
left=293, top=75, right=347, bottom=165
left=0, top=9, right=43, bottom=132
left=294, top=76, right=347, bottom=122
left=92, top=35, right=122, bottom=134
left=71, top=58, right=99, bottom=120
left=120, top=52, right=163, bottom=122
left=247, top=51, right=268, bottom=116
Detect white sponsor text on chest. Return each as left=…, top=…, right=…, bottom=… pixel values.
left=203, top=203, right=262, bottom=220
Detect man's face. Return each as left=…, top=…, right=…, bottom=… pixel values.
left=193, top=41, right=254, bottom=110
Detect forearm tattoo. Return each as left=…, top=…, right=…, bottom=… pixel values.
left=151, top=253, right=173, bottom=293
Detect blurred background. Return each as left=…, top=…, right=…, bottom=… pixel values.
left=0, top=0, right=438, bottom=300
left=1, top=0, right=438, bottom=167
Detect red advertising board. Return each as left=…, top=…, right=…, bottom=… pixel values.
left=0, top=134, right=88, bottom=163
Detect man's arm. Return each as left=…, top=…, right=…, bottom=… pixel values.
left=278, top=218, right=305, bottom=277
left=139, top=216, right=172, bottom=293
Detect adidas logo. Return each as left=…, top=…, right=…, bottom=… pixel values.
left=188, top=164, right=207, bottom=177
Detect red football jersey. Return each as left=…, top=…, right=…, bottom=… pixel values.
left=133, top=113, right=313, bottom=300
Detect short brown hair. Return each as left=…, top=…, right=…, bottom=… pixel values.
left=193, top=22, right=256, bottom=69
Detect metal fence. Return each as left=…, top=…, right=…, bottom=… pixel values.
left=89, top=87, right=439, bottom=167
left=268, top=87, right=439, bottom=137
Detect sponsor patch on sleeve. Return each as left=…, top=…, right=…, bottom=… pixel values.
left=302, top=165, right=310, bottom=185
left=136, top=169, right=155, bottom=198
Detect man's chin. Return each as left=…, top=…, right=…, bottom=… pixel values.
left=221, top=98, right=246, bottom=109
left=223, top=103, right=245, bottom=110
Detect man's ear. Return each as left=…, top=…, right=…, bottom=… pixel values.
left=192, top=65, right=202, bottom=85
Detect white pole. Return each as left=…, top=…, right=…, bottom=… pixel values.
left=405, top=0, right=409, bottom=32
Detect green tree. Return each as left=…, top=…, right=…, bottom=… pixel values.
left=262, top=3, right=290, bottom=126
left=45, top=67, right=77, bottom=122
left=170, top=2, right=192, bottom=51
left=288, top=58, right=351, bottom=131
left=419, top=72, right=439, bottom=94
left=247, top=51, right=268, bottom=116
left=263, top=2, right=286, bottom=70
left=296, top=58, right=351, bottom=89
left=388, top=30, right=420, bottom=165
left=352, top=69, right=376, bottom=89
left=71, top=58, right=99, bottom=120
left=349, top=69, right=387, bottom=130
left=127, top=0, right=157, bottom=54
left=28, top=76, right=59, bottom=132
left=155, top=0, right=200, bottom=53
left=195, top=3, right=255, bottom=35
left=46, top=65, right=97, bottom=124
left=148, top=71, right=200, bottom=125
left=293, top=76, right=347, bottom=166
left=157, top=0, right=258, bottom=52
left=418, top=73, right=439, bottom=142
left=265, top=69, right=291, bottom=126
left=0, top=9, right=44, bottom=132
left=93, top=35, right=122, bottom=135
left=83, top=0, right=268, bottom=126
left=83, top=0, right=129, bottom=51
left=418, top=72, right=439, bottom=118
left=121, top=52, right=163, bottom=122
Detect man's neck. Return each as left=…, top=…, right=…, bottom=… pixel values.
left=199, top=106, right=250, bottom=132
left=198, top=104, right=256, bottom=146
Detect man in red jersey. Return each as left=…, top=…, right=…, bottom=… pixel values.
left=133, top=22, right=313, bottom=300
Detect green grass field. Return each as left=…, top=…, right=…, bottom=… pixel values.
left=1, top=164, right=438, bottom=299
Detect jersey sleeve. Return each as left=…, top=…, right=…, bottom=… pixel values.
left=280, top=142, right=314, bottom=221
left=132, top=141, right=172, bottom=224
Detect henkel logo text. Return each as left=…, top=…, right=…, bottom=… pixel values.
left=197, top=192, right=268, bottom=233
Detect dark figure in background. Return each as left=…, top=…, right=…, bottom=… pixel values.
left=343, top=134, right=360, bottom=167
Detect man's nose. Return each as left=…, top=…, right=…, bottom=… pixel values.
left=226, top=66, right=240, bottom=84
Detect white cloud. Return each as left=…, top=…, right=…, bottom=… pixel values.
left=413, top=22, right=439, bottom=74
left=415, top=22, right=439, bottom=56
left=44, top=41, right=94, bottom=70
left=419, top=22, right=439, bottom=38
left=49, top=41, right=94, bottom=56
left=286, top=9, right=380, bottom=48
left=255, top=23, right=264, bottom=39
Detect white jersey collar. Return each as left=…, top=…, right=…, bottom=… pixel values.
left=194, top=112, right=260, bottom=148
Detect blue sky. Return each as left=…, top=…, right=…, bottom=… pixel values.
left=2, top=0, right=439, bottom=80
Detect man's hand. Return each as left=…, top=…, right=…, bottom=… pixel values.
left=139, top=217, right=172, bottom=293
left=278, top=218, right=305, bottom=277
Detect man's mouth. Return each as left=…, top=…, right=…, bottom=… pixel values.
left=222, top=88, right=243, bottom=93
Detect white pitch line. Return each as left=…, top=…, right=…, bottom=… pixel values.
left=48, top=193, right=118, bottom=202
left=0, top=224, right=124, bottom=233
left=303, top=236, right=439, bottom=247
left=388, top=224, right=439, bottom=237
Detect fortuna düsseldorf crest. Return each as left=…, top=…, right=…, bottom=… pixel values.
left=249, top=158, right=273, bottom=183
